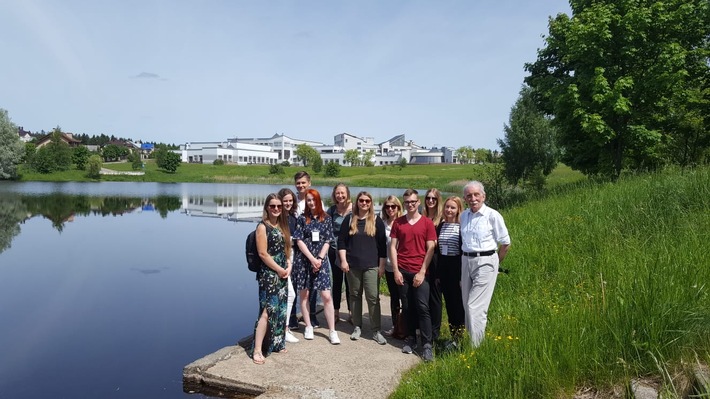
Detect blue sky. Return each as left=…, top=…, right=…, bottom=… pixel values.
left=1, top=1, right=570, bottom=150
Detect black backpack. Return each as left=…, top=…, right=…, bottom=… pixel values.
left=245, top=228, right=262, bottom=272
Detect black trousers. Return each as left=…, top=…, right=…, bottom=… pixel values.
left=429, top=254, right=442, bottom=342
left=438, top=254, right=465, bottom=335
left=385, top=271, right=402, bottom=322
left=399, top=269, right=432, bottom=346
left=328, top=247, right=350, bottom=312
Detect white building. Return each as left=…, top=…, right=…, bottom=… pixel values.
left=235, top=134, right=324, bottom=165
left=177, top=140, right=279, bottom=165
left=175, top=132, right=456, bottom=167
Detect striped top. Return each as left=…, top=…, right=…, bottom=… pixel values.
left=437, top=222, right=461, bottom=256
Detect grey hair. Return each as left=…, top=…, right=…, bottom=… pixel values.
left=463, top=181, right=485, bottom=195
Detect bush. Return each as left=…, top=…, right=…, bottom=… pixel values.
left=312, top=157, right=323, bottom=173
left=269, top=164, right=285, bottom=175
left=323, top=162, right=341, bottom=177
left=280, top=161, right=290, bottom=167
left=213, top=159, right=225, bottom=166
left=86, top=155, right=102, bottom=179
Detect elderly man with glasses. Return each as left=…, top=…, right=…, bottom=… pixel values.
left=460, top=181, right=511, bottom=347
left=390, top=189, right=438, bottom=362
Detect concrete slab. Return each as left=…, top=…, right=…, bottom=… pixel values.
left=184, top=295, right=422, bottom=398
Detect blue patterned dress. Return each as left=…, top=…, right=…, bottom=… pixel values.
left=249, top=222, right=288, bottom=358
left=293, top=214, right=334, bottom=292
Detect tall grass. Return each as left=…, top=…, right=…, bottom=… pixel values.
left=391, top=166, right=710, bottom=398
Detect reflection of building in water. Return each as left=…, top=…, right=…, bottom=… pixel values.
left=181, top=194, right=264, bottom=222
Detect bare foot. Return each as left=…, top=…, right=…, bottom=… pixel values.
left=252, top=351, right=265, bottom=365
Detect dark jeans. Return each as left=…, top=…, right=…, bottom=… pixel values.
left=438, top=254, right=465, bottom=335
left=328, top=247, right=350, bottom=312
left=399, top=269, right=432, bottom=346
left=385, top=271, right=402, bottom=322
left=429, top=254, right=442, bottom=342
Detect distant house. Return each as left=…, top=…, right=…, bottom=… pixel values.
left=17, top=127, right=33, bottom=143
left=140, top=143, right=155, bottom=159
left=35, top=132, right=82, bottom=148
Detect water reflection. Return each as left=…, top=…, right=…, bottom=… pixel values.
left=0, top=182, right=396, bottom=254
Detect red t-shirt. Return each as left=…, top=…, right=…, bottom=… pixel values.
left=390, top=215, right=437, bottom=274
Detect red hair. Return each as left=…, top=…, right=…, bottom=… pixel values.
left=304, top=189, right=326, bottom=223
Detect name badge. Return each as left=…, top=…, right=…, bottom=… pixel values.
left=312, top=231, right=320, bottom=242
left=441, top=244, right=448, bottom=256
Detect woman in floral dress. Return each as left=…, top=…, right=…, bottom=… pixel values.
left=249, top=193, right=292, bottom=365
left=293, top=189, right=341, bottom=345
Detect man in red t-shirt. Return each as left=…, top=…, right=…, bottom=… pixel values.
left=390, top=189, right=437, bottom=362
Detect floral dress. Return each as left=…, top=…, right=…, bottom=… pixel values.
left=249, top=222, right=288, bottom=358
left=293, top=214, right=334, bottom=292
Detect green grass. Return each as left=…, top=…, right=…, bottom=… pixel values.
left=18, top=161, right=586, bottom=193
left=391, top=166, right=710, bottom=398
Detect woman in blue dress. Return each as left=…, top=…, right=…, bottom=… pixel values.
left=293, top=189, right=341, bottom=345
left=249, top=193, right=292, bottom=365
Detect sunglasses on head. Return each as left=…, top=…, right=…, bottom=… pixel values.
left=268, top=204, right=282, bottom=210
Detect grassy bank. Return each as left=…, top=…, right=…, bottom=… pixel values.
left=391, top=166, right=710, bottom=398
left=18, top=161, right=585, bottom=191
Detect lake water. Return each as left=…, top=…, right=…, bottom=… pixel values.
left=0, top=182, right=409, bottom=399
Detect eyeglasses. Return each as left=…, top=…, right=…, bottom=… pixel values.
left=358, top=198, right=371, bottom=204
left=268, top=204, right=282, bottom=210
left=425, top=196, right=437, bottom=201
left=384, top=204, right=398, bottom=210
left=403, top=200, right=419, bottom=205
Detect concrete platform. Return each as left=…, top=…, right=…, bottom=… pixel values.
left=183, top=295, right=422, bottom=398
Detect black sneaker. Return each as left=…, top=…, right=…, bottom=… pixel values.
left=289, top=321, right=300, bottom=330
left=402, top=336, right=417, bottom=354
left=310, top=316, right=320, bottom=328
left=422, top=344, right=434, bottom=362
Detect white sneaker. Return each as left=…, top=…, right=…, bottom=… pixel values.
left=329, top=330, right=341, bottom=345
left=285, top=330, right=299, bottom=343
left=304, top=326, right=314, bottom=340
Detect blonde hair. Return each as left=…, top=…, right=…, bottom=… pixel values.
left=350, top=191, right=376, bottom=237
left=422, top=188, right=444, bottom=226
left=380, top=195, right=402, bottom=223
left=443, top=196, right=464, bottom=223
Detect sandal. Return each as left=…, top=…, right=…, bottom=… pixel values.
left=252, top=351, right=265, bottom=365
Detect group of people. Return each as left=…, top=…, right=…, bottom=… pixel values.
left=248, top=171, right=511, bottom=365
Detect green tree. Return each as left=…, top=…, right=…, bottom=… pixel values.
left=362, top=150, right=375, bottom=167
left=86, top=154, right=102, bottom=179
left=294, top=144, right=321, bottom=167
left=102, top=144, right=128, bottom=162
left=72, top=146, right=90, bottom=170
left=455, top=146, right=475, bottom=164
left=155, top=148, right=181, bottom=173
left=525, top=0, right=710, bottom=178
left=45, top=128, right=72, bottom=172
left=129, top=152, right=143, bottom=170
left=0, top=109, right=25, bottom=179
left=398, top=157, right=408, bottom=169
left=323, top=161, right=341, bottom=177
left=312, top=156, right=323, bottom=173
left=22, top=142, right=36, bottom=164
left=30, top=146, right=56, bottom=173
left=498, top=86, right=560, bottom=186
left=474, top=148, right=493, bottom=164
left=344, top=149, right=361, bottom=166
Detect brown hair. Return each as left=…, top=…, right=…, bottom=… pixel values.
left=422, top=188, right=444, bottom=226
left=261, top=193, right=292, bottom=259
